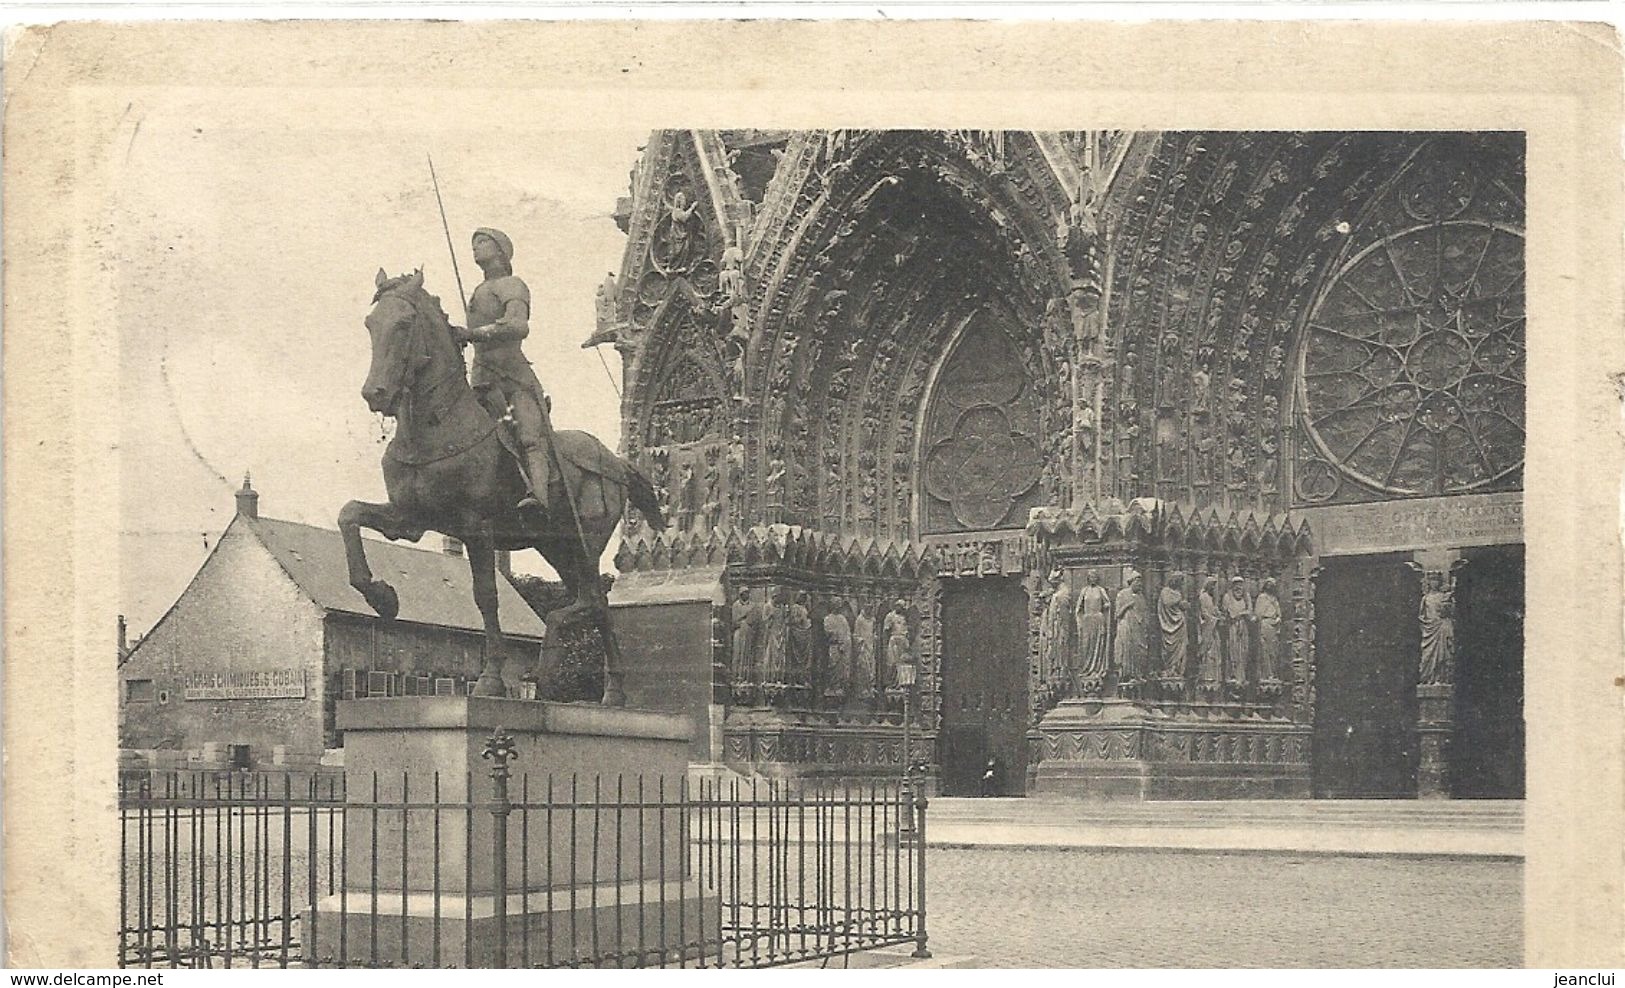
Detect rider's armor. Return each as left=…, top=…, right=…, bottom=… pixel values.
left=466, top=251, right=551, bottom=512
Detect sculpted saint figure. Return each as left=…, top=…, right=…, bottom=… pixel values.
left=1221, top=577, right=1254, bottom=685
left=788, top=592, right=812, bottom=681
left=852, top=600, right=878, bottom=699
left=761, top=588, right=788, bottom=685
left=822, top=598, right=853, bottom=695
left=1418, top=571, right=1455, bottom=685
left=882, top=599, right=912, bottom=686
left=1159, top=571, right=1189, bottom=677
left=1254, top=578, right=1283, bottom=682
left=1196, top=576, right=1223, bottom=692
left=731, top=587, right=760, bottom=683
left=1073, top=569, right=1111, bottom=689
left=718, top=239, right=751, bottom=350
left=1113, top=569, right=1148, bottom=683
left=1038, top=569, right=1076, bottom=687
left=664, top=190, right=699, bottom=268
left=452, top=228, right=556, bottom=516
left=581, top=270, right=620, bottom=348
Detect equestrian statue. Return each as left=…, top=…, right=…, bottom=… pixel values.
left=340, top=226, right=664, bottom=703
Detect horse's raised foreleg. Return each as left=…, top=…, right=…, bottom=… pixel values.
left=338, top=499, right=424, bottom=619
left=464, top=532, right=508, bottom=698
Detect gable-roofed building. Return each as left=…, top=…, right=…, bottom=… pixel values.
left=600, top=130, right=1524, bottom=799
left=118, top=478, right=546, bottom=771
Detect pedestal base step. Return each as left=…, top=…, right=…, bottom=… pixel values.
left=303, top=876, right=720, bottom=968
left=1034, top=760, right=1311, bottom=800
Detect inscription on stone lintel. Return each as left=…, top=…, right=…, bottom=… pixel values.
left=1305, top=493, right=1522, bottom=556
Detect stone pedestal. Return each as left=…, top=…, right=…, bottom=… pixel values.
left=304, top=696, right=717, bottom=967
left=1416, top=683, right=1455, bottom=799
left=1033, top=698, right=1310, bottom=800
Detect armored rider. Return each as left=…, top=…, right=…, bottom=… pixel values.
left=455, top=227, right=552, bottom=516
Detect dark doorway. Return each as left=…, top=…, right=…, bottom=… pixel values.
left=938, top=577, right=1031, bottom=796
left=1452, top=544, right=1525, bottom=798
left=1312, top=554, right=1422, bottom=798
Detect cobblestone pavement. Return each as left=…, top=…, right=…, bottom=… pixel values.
left=923, top=847, right=1521, bottom=968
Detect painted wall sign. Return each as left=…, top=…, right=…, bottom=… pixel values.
left=183, top=668, right=307, bottom=700
left=1301, top=492, right=1522, bottom=557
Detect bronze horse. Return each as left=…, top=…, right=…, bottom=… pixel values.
left=340, top=269, right=664, bottom=702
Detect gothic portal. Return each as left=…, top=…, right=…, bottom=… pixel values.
left=600, top=130, right=1525, bottom=799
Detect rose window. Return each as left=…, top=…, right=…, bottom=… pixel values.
left=1299, top=217, right=1524, bottom=497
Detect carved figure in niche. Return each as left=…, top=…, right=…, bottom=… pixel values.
left=1254, top=577, right=1283, bottom=682
left=1058, top=184, right=1100, bottom=277
left=765, top=454, right=786, bottom=507
left=717, top=239, right=752, bottom=354
left=1418, top=571, right=1455, bottom=685
left=977, top=543, right=1000, bottom=577
left=701, top=448, right=722, bottom=532
left=760, top=587, right=788, bottom=686
left=726, top=444, right=745, bottom=513
left=1075, top=404, right=1096, bottom=454
left=883, top=599, right=912, bottom=686
left=675, top=462, right=698, bottom=532
left=654, top=190, right=700, bottom=272
left=1119, top=351, right=1138, bottom=407
left=1258, top=435, right=1280, bottom=496
left=1194, top=427, right=1216, bottom=486
left=852, top=599, right=878, bottom=700
left=1196, top=576, right=1223, bottom=693
left=1265, top=344, right=1286, bottom=381
left=1038, top=569, right=1076, bottom=689
left=582, top=271, right=620, bottom=348
left=1191, top=366, right=1211, bottom=415
left=650, top=451, right=671, bottom=515
left=788, top=591, right=812, bottom=683
left=731, top=587, right=761, bottom=684
left=1221, top=576, right=1254, bottom=686
left=1113, top=569, right=1148, bottom=685
left=822, top=597, right=853, bottom=698
left=1226, top=378, right=1249, bottom=424
left=1073, top=569, right=1111, bottom=691
left=1159, top=571, right=1189, bottom=677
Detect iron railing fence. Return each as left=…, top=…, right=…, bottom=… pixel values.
left=119, top=751, right=929, bottom=969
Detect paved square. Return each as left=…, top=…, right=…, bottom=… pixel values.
left=923, top=847, right=1521, bottom=968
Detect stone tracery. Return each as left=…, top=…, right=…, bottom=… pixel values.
left=603, top=129, right=1524, bottom=795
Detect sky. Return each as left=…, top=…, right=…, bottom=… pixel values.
left=116, top=91, right=647, bottom=634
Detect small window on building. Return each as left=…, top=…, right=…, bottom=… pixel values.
left=434, top=678, right=456, bottom=697
left=416, top=675, right=432, bottom=696
left=367, top=670, right=392, bottom=698
left=341, top=669, right=360, bottom=701
left=157, top=689, right=171, bottom=705
left=125, top=679, right=156, bottom=703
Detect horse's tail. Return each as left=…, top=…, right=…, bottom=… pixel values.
left=624, top=460, right=666, bottom=532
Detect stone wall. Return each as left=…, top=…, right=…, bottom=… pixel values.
left=119, top=521, right=328, bottom=764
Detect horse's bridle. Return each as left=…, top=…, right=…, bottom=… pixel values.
left=372, top=280, right=501, bottom=466
left=374, top=282, right=468, bottom=425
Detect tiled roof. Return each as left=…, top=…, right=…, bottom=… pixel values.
left=249, top=516, right=547, bottom=639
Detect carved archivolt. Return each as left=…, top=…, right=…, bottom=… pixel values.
left=1102, top=132, right=1524, bottom=513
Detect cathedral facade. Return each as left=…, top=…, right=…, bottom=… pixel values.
left=597, top=130, right=1524, bottom=800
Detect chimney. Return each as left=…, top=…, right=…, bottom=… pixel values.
left=442, top=536, right=465, bottom=558
left=235, top=472, right=260, bottom=519
left=497, top=549, right=513, bottom=578
left=117, top=614, right=128, bottom=656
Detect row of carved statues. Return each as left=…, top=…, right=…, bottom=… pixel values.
left=1038, top=567, right=1288, bottom=699
left=727, top=586, right=916, bottom=709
